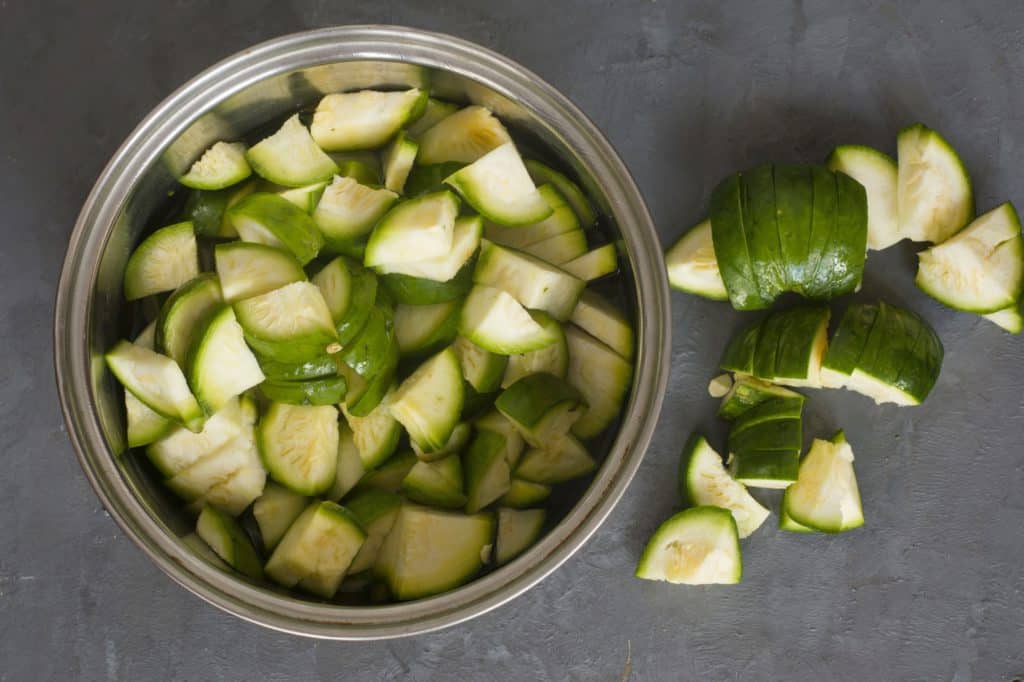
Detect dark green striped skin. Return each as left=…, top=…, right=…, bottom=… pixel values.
left=720, top=305, right=829, bottom=384
left=260, top=375, right=348, bottom=406
left=710, top=164, right=867, bottom=309
left=857, top=302, right=943, bottom=403
left=822, top=303, right=880, bottom=377
left=720, top=321, right=762, bottom=374
left=729, top=451, right=800, bottom=484
left=380, top=258, right=475, bottom=305
left=335, top=264, right=379, bottom=347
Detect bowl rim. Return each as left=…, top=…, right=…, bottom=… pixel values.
left=54, top=24, right=670, bottom=639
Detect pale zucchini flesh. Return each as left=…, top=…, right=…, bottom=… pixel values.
left=389, top=348, right=464, bottom=453
left=180, top=141, right=252, bottom=191
left=783, top=432, right=864, bottom=533
left=157, top=274, right=223, bottom=369
left=214, top=242, right=306, bottom=303
left=565, top=325, right=633, bottom=439
left=665, top=219, right=728, bottom=300
left=196, top=505, right=263, bottom=579
left=445, top=143, right=553, bottom=226
left=680, top=434, right=769, bottom=539
left=459, top=285, right=560, bottom=355
left=341, top=385, right=403, bottom=469
left=313, top=175, right=399, bottom=244
left=569, top=290, right=634, bottom=360
left=106, top=340, right=204, bottom=431
left=635, top=506, right=742, bottom=585
left=252, top=482, right=309, bottom=551
left=310, top=89, right=427, bottom=151
left=247, top=114, right=339, bottom=187
left=257, top=403, right=339, bottom=496
left=364, top=190, right=460, bottom=267
left=515, top=435, right=596, bottom=484
left=123, top=222, right=199, bottom=301
left=561, top=244, right=618, bottom=281
left=473, top=240, right=585, bottom=321
left=896, top=122, right=974, bottom=244
left=417, top=105, right=512, bottom=165
left=495, top=507, right=546, bottom=565
left=187, top=305, right=265, bottom=415
left=502, top=313, right=568, bottom=388
left=826, top=145, right=900, bottom=250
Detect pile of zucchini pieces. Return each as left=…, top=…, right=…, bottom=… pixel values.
left=642, top=122, right=1021, bottom=585
left=106, top=88, right=636, bottom=602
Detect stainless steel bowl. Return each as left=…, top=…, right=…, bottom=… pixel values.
left=54, top=25, right=670, bottom=639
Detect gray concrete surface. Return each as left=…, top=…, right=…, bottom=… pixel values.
left=2, top=1, right=1023, bottom=679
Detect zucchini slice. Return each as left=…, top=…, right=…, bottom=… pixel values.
left=565, top=325, right=633, bottom=439
left=275, top=180, right=328, bottom=213
left=717, top=376, right=803, bottom=421
left=146, top=398, right=245, bottom=476
left=707, top=373, right=733, bottom=398
left=459, top=285, right=560, bottom=355
left=393, top=300, right=461, bottom=357
left=463, top=430, right=513, bottom=513
left=820, top=302, right=879, bottom=389
left=896, top=122, right=974, bottom=244
left=826, top=144, right=900, bottom=250
left=679, top=434, right=769, bottom=538
left=561, top=244, right=618, bottom=282
left=405, top=97, right=460, bottom=138
left=252, top=482, right=309, bottom=552
left=525, top=159, right=597, bottom=228
left=475, top=409, right=527, bottom=468
left=227, top=192, right=324, bottom=265
left=363, top=191, right=460, bottom=267
left=445, top=143, right=553, bottom=226
left=402, top=455, right=467, bottom=509
left=495, top=373, right=584, bottom=447
left=502, top=313, right=568, bottom=388
left=310, top=89, right=427, bottom=151
left=782, top=431, right=864, bottom=533
left=187, top=305, right=265, bottom=414
left=473, top=240, right=585, bottom=321
left=374, top=215, right=482, bottom=283
left=453, top=336, right=508, bottom=394
left=167, top=432, right=264, bottom=510
left=635, top=506, right=741, bottom=585
left=214, top=241, right=306, bottom=303
left=257, top=403, right=339, bottom=496
left=313, top=175, right=399, bottom=248
left=411, top=422, right=472, bottom=462
left=373, top=505, right=495, bottom=601
left=341, top=386, right=403, bottom=469
left=518, top=228, right=588, bottom=265
left=183, top=181, right=257, bottom=238
left=844, top=301, right=944, bottom=405
left=247, top=115, right=338, bottom=187
left=665, top=219, right=728, bottom=300
left=916, top=202, right=1024, bottom=313
left=125, top=389, right=173, bottom=448
left=569, top=290, right=634, bottom=360
left=495, top=507, right=546, bottom=565
left=179, top=141, right=251, bottom=190
left=156, top=274, right=222, bottom=368
left=709, top=174, right=765, bottom=310
left=483, top=185, right=580, bottom=249
left=106, top=340, right=204, bottom=431
left=380, top=259, right=475, bottom=305
left=123, top=222, right=199, bottom=301
left=515, top=435, right=596, bottom=484
left=345, top=490, right=403, bottom=575
left=353, top=451, right=417, bottom=495
left=499, top=478, right=551, bottom=508
left=256, top=353, right=337, bottom=382
left=383, top=132, right=419, bottom=193
left=328, top=424, right=366, bottom=501
left=417, top=105, right=512, bottom=165
left=265, top=500, right=366, bottom=598
left=196, top=505, right=263, bottom=580
left=389, top=348, right=464, bottom=453
left=233, top=281, right=337, bottom=363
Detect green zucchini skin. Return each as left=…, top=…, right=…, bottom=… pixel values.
left=710, top=164, right=867, bottom=309
left=380, top=258, right=475, bottom=305
left=822, top=303, right=880, bottom=381
left=710, top=174, right=766, bottom=310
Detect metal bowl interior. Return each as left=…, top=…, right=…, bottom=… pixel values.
left=55, top=25, right=670, bottom=639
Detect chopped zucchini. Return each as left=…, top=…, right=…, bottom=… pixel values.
left=666, top=219, right=728, bottom=300
left=373, top=505, right=494, bottom=601
left=405, top=97, right=460, bottom=138
left=312, top=176, right=398, bottom=249
left=186, top=305, right=265, bottom=414
left=473, top=240, right=585, bottom=321
left=515, top=435, right=596, bottom=484
left=328, top=424, right=366, bottom=501
left=363, top=191, right=460, bottom=267
left=373, top=215, right=482, bottom=282
left=156, top=274, right=222, bottom=368
left=463, top=430, right=512, bottom=513
left=565, top=325, right=633, bottom=439
left=233, top=281, right=337, bottom=363
left=389, top=348, right=464, bottom=453
left=412, top=422, right=472, bottom=462
left=252, top=482, right=308, bottom=551
left=123, top=222, right=199, bottom=301
left=495, top=372, right=584, bottom=447
left=459, top=285, right=560, bottom=354
left=495, top=507, right=546, bottom=565
left=561, top=244, right=618, bottom=281
left=214, top=242, right=306, bottom=303
left=394, top=301, right=461, bottom=357
left=383, top=132, right=419, bottom=193
left=483, top=185, right=580, bottom=248
left=570, top=290, right=634, bottom=360
left=227, top=192, right=324, bottom=265
left=445, top=143, right=553, bottom=226
left=635, top=506, right=741, bottom=585
left=257, top=403, right=339, bottom=496
left=896, top=122, right=974, bottom=243
left=247, top=114, right=339, bottom=187
left=782, top=431, right=864, bottom=533
left=452, top=336, right=507, bottom=394
left=341, top=385, right=403, bottom=469
left=106, top=340, right=204, bottom=431
left=345, top=490, right=402, bottom=575
left=417, top=105, right=512, bottom=164
left=179, top=141, right=251, bottom=190
left=196, top=505, right=263, bottom=579
left=402, top=455, right=467, bottom=509
left=826, top=145, right=900, bottom=250
left=679, top=434, right=769, bottom=538
left=499, top=478, right=551, bottom=508
left=502, top=313, right=568, bottom=388
left=524, top=159, right=597, bottom=228
left=310, top=89, right=427, bottom=151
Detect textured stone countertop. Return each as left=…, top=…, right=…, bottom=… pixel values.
left=2, top=1, right=1023, bottom=679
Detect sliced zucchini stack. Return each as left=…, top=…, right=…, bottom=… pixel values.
left=726, top=396, right=804, bottom=489
left=916, top=202, right=1024, bottom=330
left=821, top=301, right=943, bottom=406
left=109, top=91, right=632, bottom=603
left=719, top=305, right=830, bottom=389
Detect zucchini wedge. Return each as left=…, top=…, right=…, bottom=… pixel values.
left=635, top=506, right=741, bottom=585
